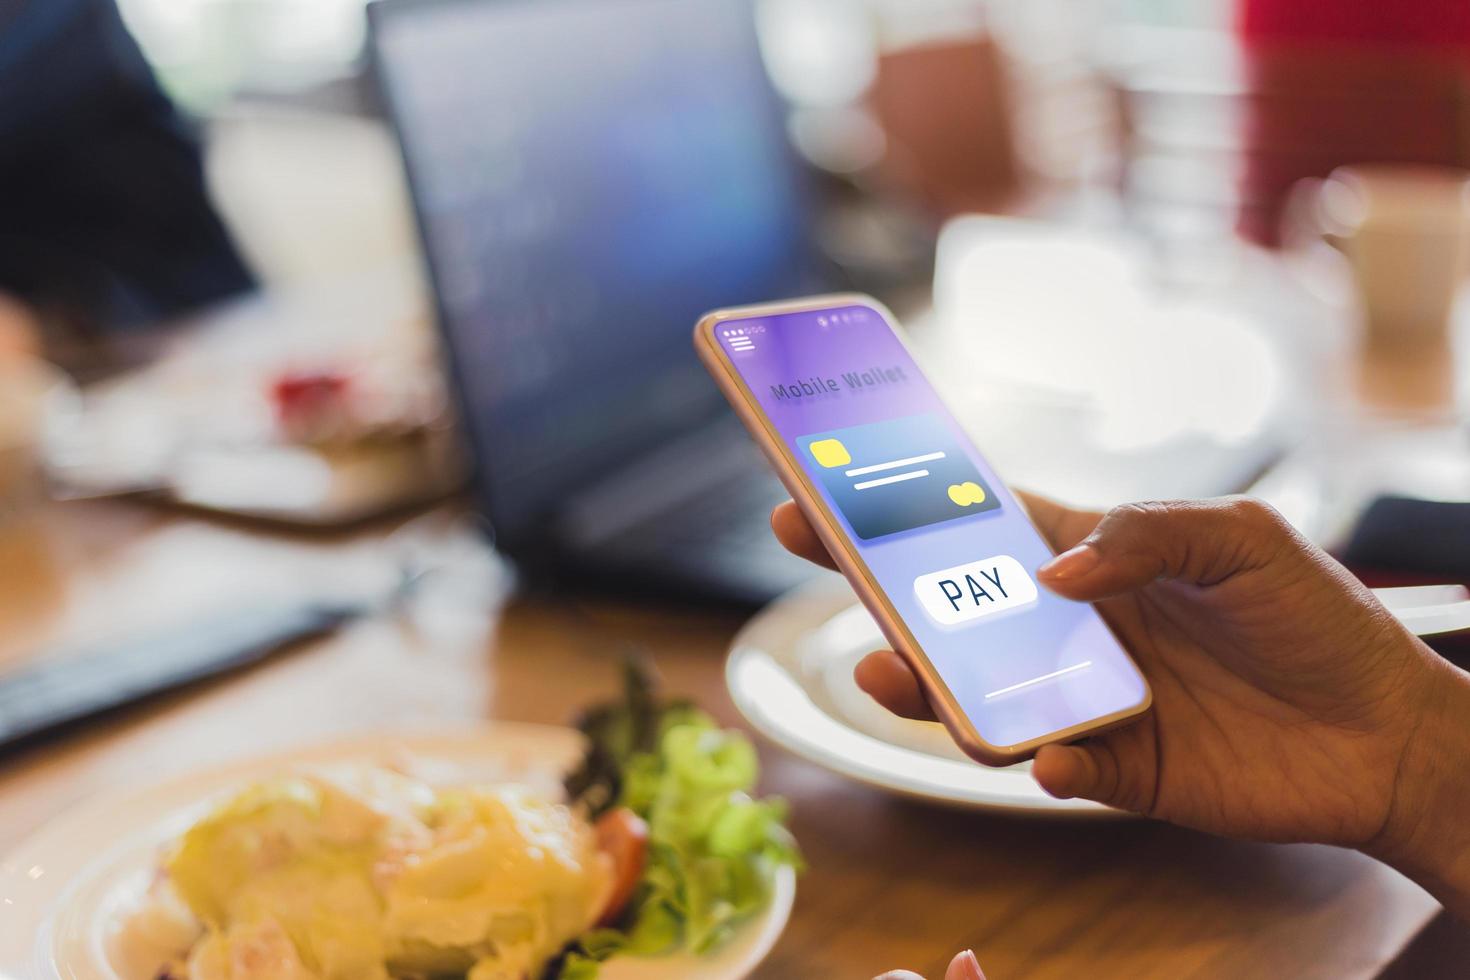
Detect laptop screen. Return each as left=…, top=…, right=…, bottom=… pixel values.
left=370, top=0, right=817, bottom=545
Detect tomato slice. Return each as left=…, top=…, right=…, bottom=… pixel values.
left=594, top=807, right=649, bottom=926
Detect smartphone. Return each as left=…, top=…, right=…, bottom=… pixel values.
left=695, top=294, right=1151, bottom=765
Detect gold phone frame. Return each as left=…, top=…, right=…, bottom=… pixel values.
left=694, top=292, right=1151, bottom=765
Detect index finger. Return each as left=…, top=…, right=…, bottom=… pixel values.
left=770, top=502, right=837, bottom=571
left=1012, top=489, right=1101, bottom=553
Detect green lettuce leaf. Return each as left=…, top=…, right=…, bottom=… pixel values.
left=555, top=661, right=801, bottom=976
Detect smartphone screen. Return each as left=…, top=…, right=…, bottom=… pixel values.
left=709, top=300, right=1148, bottom=751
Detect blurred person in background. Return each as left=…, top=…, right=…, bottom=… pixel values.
left=0, top=0, right=252, bottom=346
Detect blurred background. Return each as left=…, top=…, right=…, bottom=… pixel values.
left=12, top=4, right=1470, bottom=974
left=7, top=0, right=1470, bottom=786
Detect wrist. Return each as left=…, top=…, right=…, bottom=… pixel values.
left=1367, top=651, right=1470, bottom=918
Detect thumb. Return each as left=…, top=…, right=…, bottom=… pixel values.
left=1036, top=496, right=1295, bottom=601
left=1032, top=742, right=1126, bottom=807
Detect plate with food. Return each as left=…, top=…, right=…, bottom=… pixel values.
left=0, top=668, right=798, bottom=979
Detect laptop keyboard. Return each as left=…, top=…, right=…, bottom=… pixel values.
left=601, top=467, right=817, bottom=602
left=553, top=419, right=819, bottom=601
left=0, top=600, right=359, bottom=751
left=659, top=474, right=781, bottom=549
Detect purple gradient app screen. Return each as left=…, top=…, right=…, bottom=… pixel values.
left=717, top=303, right=1146, bottom=748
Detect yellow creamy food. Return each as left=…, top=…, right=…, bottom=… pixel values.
left=148, top=767, right=609, bottom=980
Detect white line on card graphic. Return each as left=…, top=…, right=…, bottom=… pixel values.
left=847, top=450, right=945, bottom=491
left=853, top=469, right=931, bottom=491
left=844, top=451, right=946, bottom=478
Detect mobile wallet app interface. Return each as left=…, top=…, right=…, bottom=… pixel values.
left=719, top=304, right=1146, bottom=747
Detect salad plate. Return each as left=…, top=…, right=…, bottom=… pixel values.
left=0, top=725, right=796, bottom=980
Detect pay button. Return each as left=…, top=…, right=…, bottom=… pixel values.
left=914, top=555, right=1038, bottom=627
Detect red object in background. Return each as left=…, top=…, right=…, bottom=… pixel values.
left=1235, top=0, right=1470, bottom=246
left=1240, top=0, right=1470, bottom=47
left=271, top=370, right=351, bottom=433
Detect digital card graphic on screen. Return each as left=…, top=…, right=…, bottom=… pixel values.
left=796, top=413, right=1000, bottom=540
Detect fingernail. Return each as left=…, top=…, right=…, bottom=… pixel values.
left=954, top=949, right=986, bottom=980
left=1039, top=544, right=1099, bottom=580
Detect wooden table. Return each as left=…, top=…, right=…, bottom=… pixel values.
left=0, top=498, right=1453, bottom=979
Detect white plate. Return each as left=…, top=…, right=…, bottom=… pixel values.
left=0, top=725, right=795, bottom=980
left=727, top=578, right=1120, bottom=818
left=728, top=577, right=1470, bottom=817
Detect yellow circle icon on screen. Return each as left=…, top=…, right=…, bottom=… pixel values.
left=947, top=481, right=987, bottom=507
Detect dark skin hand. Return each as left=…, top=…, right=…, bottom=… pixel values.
left=772, top=492, right=1470, bottom=924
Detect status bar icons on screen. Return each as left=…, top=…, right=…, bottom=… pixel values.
left=818, top=309, right=868, bottom=329
left=797, top=413, right=999, bottom=540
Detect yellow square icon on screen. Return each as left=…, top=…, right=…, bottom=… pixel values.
left=809, top=438, right=852, bottom=468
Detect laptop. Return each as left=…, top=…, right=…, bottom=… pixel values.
left=367, top=0, right=834, bottom=604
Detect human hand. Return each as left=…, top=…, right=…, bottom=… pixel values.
left=773, top=493, right=1470, bottom=916
left=874, top=948, right=985, bottom=980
